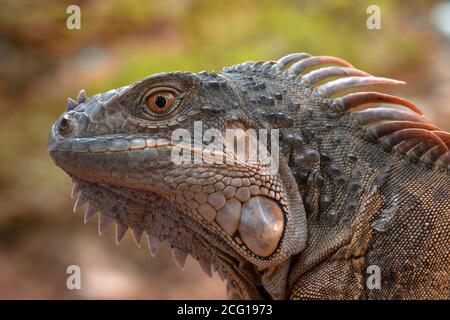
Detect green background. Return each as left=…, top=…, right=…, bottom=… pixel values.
left=0, top=0, right=448, bottom=298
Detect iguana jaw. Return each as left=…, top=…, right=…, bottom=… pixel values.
left=49, top=125, right=294, bottom=295
left=49, top=131, right=290, bottom=261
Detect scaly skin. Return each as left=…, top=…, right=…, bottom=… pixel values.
left=48, top=53, right=449, bottom=299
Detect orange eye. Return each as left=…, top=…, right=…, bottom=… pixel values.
left=146, top=91, right=175, bottom=113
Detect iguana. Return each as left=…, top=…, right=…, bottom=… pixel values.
left=48, top=53, right=449, bottom=299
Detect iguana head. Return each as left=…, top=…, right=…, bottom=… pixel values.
left=49, top=53, right=448, bottom=299
left=48, top=68, right=307, bottom=298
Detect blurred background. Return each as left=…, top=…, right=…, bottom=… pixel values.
left=0, top=0, right=449, bottom=299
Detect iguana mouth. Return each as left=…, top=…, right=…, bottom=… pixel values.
left=49, top=134, right=174, bottom=182
left=51, top=138, right=289, bottom=258
left=49, top=118, right=291, bottom=264
left=49, top=134, right=173, bottom=153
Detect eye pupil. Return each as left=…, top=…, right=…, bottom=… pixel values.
left=155, top=96, right=167, bottom=108
left=146, top=91, right=175, bottom=113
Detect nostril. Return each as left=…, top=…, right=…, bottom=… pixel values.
left=60, top=118, right=69, bottom=129
left=58, top=115, right=73, bottom=135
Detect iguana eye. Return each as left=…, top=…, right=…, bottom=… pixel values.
left=146, top=91, right=175, bottom=113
